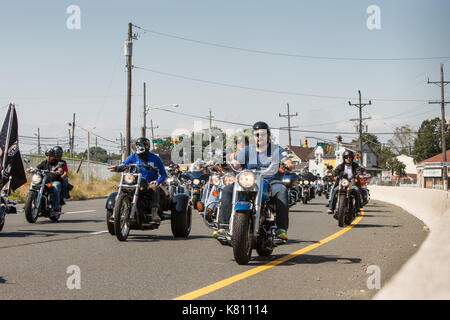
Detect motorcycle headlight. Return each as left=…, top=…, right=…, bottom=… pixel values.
left=211, top=175, right=220, bottom=186
left=223, top=174, right=236, bottom=186
left=304, top=180, right=310, bottom=185
left=283, top=178, right=291, bottom=183
left=238, top=171, right=256, bottom=189
left=193, top=178, right=200, bottom=185
left=31, top=174, right=42, bottom=184
left=124, top=173, right=136, bottom=184
left=341, top=179, right=349, bottom=187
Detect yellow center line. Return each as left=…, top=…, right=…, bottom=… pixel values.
left=173, top=210, right=364, bottom=300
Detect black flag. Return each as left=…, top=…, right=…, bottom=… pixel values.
left=0, top=104, right=27, bottom=191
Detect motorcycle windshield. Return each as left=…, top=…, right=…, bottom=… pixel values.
left=182, top=171, right=209, bottom=181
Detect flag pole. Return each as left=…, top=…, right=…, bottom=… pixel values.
left=2, top=104, right=14, bottom=178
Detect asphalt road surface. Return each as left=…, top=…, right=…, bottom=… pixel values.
left=0, top=195, right=427, bottom=300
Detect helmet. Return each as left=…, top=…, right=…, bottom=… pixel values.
left=135, top=137, right=150, bottom=154
left=252, top=121, right=271, bottom=136
left=45, top=148, right=56, bottom=157
left=53, top=146, right=63, bottom=157
left=343, top=150, right=355, bottom=160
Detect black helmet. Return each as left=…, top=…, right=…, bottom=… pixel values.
left=252, top=121, right=271, bottom=136
left=343, top=150, right=355, bottom=160
left=53, top=146, right=63, bottom=157
left=45, top=148, right=56, bottom=156
left=135, top=137, right=150, bottom=154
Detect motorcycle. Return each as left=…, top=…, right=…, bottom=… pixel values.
left=282, top=172, right=299, bottom=207
left=165, top=168, right=185, bottom=197
left=216, top=162, right=286, bottom=265
left=0, top=176, right=18, bottom=232
left=23, top=160, right=64, bottom=223
left=201, top=171, right=235, bottom=227
left=105, top=164, right=192, bottom=241
left=183, top=166, right=210, bottom=211
left=322, top=176, right=334, bottom=199
left=334, top=173, right=357, bottom=228
left=299, top=178, right=312, bottom=204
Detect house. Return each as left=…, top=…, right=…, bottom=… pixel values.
left=416, top=150, right=450, bottom=189
left=285, top=146, right=314, bottom=170
left=395, top=155, right=417, bottom=179
left=307, top=145, right=337, bottom=177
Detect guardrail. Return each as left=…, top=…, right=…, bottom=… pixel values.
left=23, top=154, right=115, bottom=180
left=369, top=186, right=450, bottom=299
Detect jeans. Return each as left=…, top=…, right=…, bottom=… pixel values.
left=219, top=180, right=289, bottom=231
left=61, top=177, right=70, bottom=199
left=51, top=181, right=62, bottom=210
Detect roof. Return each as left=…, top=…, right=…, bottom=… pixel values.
left=287, top=146, right=314, bottom=161
left=418, top=150, right=450, bottom=164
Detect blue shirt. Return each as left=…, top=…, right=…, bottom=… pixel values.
left=123, top=152, right=168, bottom=184
left=235, top=144, right=288, bottom=181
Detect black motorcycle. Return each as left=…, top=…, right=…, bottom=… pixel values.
left=105, top=164, right=192, bottom=241
left=334, top=174, right=357, bottom=228
left=282, top=172, right=299, bottom=207
left=182, top=169, right=210, bottom=211
left=23, top=165, right=64, bottom=223
left=322, top=176, right=335, bottom=199
left=0, top=176, right=18, bottom=232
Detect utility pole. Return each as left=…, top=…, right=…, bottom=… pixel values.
left=348, top=91, right=371, bottom=166
left=70, top=113, right=76, bottom=158
left=37, top=128, right=41, bottom=155
left=428, top=63, right=450, bottom=191
left=279, top=103, right=298, bottom=149
left=142, top=82, right=147, bottom=137
left=125, top=22, right=134, bottom=157
left=87, top=131, right=90, bottom=184
left=149, top=119, right=159, bottom=151
left=208, top=108, right=214, bottom=154
left=68, top=129, right=71, bottom=155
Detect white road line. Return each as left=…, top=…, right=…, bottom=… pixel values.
left=90, top=230, right=108, bottom=235
left=65, top=210, right=97, bottom=215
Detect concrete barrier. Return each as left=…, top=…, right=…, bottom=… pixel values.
left=368, top=186, right=450, bottom=299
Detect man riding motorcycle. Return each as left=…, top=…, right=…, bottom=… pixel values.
left=53, top=146, right=71, bottom=202
left=327, top=150, right=364, bottom=217
left=25, top=148, right=63, bottom=213
left=109, top=137, right=168, bottom=222
left=213, top=121, right=294, bottom=240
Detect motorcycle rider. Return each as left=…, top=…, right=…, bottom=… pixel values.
left=25, top=148, right=63, bottom=213
left=53, top=146, right=71, bottom=202
left=109, top=137, right=168, bottom=222
left=327, top=150, right=364, bottom=217
left=213, top=121, right=294, bottom=240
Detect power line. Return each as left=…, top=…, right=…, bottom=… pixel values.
left=132, top=24, right=450, bottom=61
left=134, top=65, right=428, bottom=102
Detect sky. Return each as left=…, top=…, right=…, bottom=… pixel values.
left=0, top=0, right=449, bottom=154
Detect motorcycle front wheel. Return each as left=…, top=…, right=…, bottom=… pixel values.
left=24, top=191, right=39, bottom=223
left=232, top=211, right=253, bottom=265
left=113, top=193, right=132, bottom=241
left=337, top=194, right=347, bottom=228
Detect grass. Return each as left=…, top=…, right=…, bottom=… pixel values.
left=9, top=171, right=121, bottom=202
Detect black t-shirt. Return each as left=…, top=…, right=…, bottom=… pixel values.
left=37, top=160, right=62, bottom=182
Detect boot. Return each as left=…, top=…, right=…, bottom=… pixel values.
left=151, top=207, right=161, bottom=222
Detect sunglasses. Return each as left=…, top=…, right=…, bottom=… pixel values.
left=253, top=132, right=268, bottom=138
left=136, top=143, right=146, bottom=147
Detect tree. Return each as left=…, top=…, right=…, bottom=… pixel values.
left=412, top=117, right=450, bottom=163
left=386, top=125, right=416, bottom=155
left=386, top=157, right=406, bottom=177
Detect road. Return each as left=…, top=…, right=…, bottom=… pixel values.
left=0, top=195, right=427, bottom=300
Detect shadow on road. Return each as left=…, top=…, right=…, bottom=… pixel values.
left=126, top=234, right=212, bottom=242
left=0, top=276, right=6, bottom=284
left=37, top=219, right=104, bottom=224
left=249, top=253, right=361, bottom=266
left=353, top=224, right=401, bottom=229
left=0, top=229, right=99, bottom=238
left=290, top=210, right=323, bottom=213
